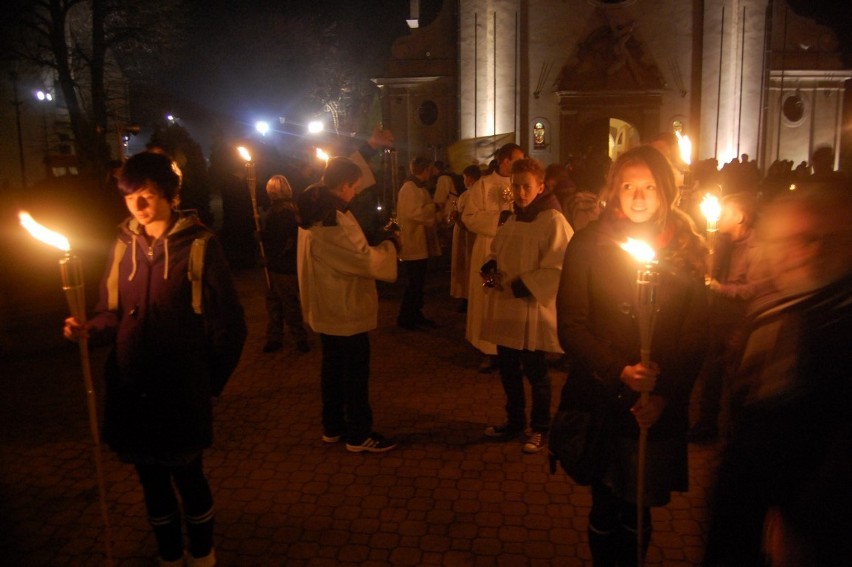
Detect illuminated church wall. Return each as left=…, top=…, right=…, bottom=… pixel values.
left=454, top=0, right=847, bottom=173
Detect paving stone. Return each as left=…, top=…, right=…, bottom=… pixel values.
left=0, top=269, right=718, bottom=565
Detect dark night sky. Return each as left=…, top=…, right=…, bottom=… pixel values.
left=151, top=0, right=441, bottom=141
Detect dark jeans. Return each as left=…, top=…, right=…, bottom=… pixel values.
left=588, top=482, right=651, bottom=567
left=398, top=258, right=428, bottom=324
left=135, top=453, right=214, bottom=560
left=320, top=332, right=373, bottom=443
left=265, top=272, right=307, bottom=343
left=496, top=346, right=551, bottom=432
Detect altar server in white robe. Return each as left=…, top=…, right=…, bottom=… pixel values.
left=480, top=157, right=573, bottom=453
left=461, top=143, right=525, bottom=371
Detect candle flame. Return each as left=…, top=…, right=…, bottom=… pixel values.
left=675, top=131, right=692, bottom=166
left=699, top=193, right=721, bottom=224
left=620, top=238, right=655, bottom=264
left=315, top=147, right=329, bottom=163
left=19, top=211, right=70, bottom=252
left=237, top=146, right=252, bottom=162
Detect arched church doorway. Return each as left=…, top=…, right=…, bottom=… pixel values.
left=609, top=118, right=639, bottom=162
left=569, top=115, right=642, bottom=193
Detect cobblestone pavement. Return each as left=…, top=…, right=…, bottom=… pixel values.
left=0, top=267, right=721, bottom=566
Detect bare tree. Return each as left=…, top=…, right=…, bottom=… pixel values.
left=1, top=0, right=187, bottom=184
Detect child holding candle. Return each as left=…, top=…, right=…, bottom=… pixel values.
left=63, top=151, right=247, bottom=566
left=555, top=145, right=708, bottom=566
left=480, top=158, right=573, bottom=453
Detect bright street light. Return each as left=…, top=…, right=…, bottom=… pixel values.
left=36, top=90, right=53, bottom=102
left=255, top=121, right=270, bottom=136
left=307, top=120, right=324, bottom=134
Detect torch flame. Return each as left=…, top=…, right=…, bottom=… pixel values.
left=620, top=238, right=656, bottom=264
left=675, top=131, right=692, bottom=166
left=237, top=146, right=252, bottom=162
left=19, top=211, right=70, bottom=252
left=699, top=193, right=721, bottom=225
left=315, top=147, right=329, bottom=163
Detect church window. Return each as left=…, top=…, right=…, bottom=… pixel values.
left=533, top=121, right=546, bottom=149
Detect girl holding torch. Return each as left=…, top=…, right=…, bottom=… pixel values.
left=63, top=152, right=247, bottom=566
left=556, top=145, right=708, bottom=566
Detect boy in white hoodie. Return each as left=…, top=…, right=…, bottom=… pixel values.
left=297, top=156, right=400, bottom=453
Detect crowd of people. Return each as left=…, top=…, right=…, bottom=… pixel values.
left=61, top=133, right=851, bottom=566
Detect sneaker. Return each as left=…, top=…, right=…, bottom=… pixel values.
left=345, top=433, right=398, bottom=453
left=484, top=424, right=523, bottom=439
left=321, top=434, right=342, bottom=444
left=262, top=340, right=282, bottom=353
left=523, top=432, right=547, bottom=453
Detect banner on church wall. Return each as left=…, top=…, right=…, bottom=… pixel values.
left=448, top=132, right=516, bottom=173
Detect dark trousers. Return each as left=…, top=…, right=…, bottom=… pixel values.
left=265, top=272, right=307, bottom=343
left=694, top=324, right=741, bottom=428
left=135, top=454, right=214, bottom=560
left=320, top=332, right=373, bottom=443
left=588, top=482, right=652, bottom=567
left=496, top=346, right=551, bottom=432
left=398, top=259, right=428, bottom=324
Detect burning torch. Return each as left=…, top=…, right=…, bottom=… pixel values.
left=18, top=211, right=115, bottom=566
left=237, top=146, right=271, bottom=289
left=383, top=148, right=401, bottom=233
left=620, top=237, right=659, bottom=567
left=315, top=147, right=330, bottom=165
left=700, top=192, right=722, bottom=277
left=676, top=131, right=692, bottom=189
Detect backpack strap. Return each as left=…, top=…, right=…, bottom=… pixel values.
left=188, top=232, right=214, bottom=315
left=106, top=239, right=128, bottom=311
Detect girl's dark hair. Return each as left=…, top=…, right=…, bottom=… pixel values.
left=297, top=183, right=342, bottom=228
left=410, top=156, right=433, bottom=176
left=462, top=165, right=482, bottom=182
left=321, top=156, right=362, bottom=192
left=118, top=152, right=182, bottom=202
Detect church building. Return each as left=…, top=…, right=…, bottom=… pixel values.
left=374, top=0, right=851, bottom=178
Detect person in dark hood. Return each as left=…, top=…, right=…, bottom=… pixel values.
left=479, top=158, right=574, bottom=453
left=63, top=151, right=247, bottom=566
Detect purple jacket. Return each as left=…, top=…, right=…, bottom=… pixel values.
left=90, top=212, right=246, bottom=459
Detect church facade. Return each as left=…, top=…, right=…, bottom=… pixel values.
left=374, top=0, right=851, bottom=177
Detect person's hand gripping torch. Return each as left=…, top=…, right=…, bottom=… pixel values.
left=237, top=146, right=271, bottom=289
left=620, top=237, right=659, bottom=567
left=18, top=211, right=115, bottom=566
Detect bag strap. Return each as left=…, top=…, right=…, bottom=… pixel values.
left=188, top=232, right=214, bottom=315
left=106, top=239, right=128, bottom=311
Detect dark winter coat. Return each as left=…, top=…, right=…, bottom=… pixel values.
left=89, top=212, right=247, bottom=460
left=556, top=217, right=708, bottom=498
left=263, top=200, right=299, bottom=274
left=704, top=274, right=852, bottom=567
left=557, top=217, right=708, bottom=441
